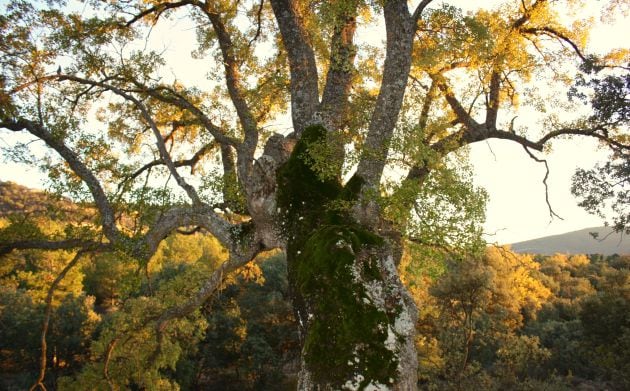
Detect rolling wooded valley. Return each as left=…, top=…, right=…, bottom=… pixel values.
left=1, top=181, right=629, bottom=390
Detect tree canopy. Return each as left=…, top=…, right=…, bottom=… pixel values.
left=0, top=0, right=628, bottom=389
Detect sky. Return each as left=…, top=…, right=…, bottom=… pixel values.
left=446, top=0, right=630, bottom=245
left=470, top=137, right=606, bottom=244
left=0, top=0, right=628, bottom=244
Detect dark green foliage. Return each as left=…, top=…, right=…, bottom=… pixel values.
left=569, top=68, right=629, bottom=235
left=572, top=151, right=629, bottom=235
left=81, top=251, right=140, bottom=312
left=0, top=290, right=97, bottom=390
left=523, top=319, right=589, bottom=377
left=230, top=221, right=257, bottom=249
left=0, top=289, right=42, bottom=373
left=581, top=294, right=630, bottom=346
left=570, top=66, right=630, bottom=127
left=193, top=254, right=299, bottom=391
left=578, top=291, right=630, bottom=387
left=522, top=254, right=630, bottom=389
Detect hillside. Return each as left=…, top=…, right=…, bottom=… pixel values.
left=510, top=227, right=630, bottom=255
left=3, top=181, right=628, bottom=256
left=0, top=181, right=93, bottom=221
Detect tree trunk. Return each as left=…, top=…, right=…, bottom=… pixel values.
left=294, top=240, right=419, bottom=391
left=276, top=125, right=418, bottom=390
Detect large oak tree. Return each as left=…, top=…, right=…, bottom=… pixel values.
left=0, top=0, right=628, bottom=389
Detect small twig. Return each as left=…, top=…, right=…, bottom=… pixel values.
left=103, top=338, right=119, bottom=391
left=247, top=0, right=265, bottom=48
left=485, top=140, right=497, bottom=161
left=481, top=227, right=507, bottom=239
left=522, top=146, right=563, bottom=221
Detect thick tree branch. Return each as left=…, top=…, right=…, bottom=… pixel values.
left=536, top=126, right=630, bottom=151
left=202, top=7, right=259, bottom=161
left=485, top=70, right=501, bottom=128
left=425, top=65, right=629, bottom=166
left=57, top=74, right=204, bottom=207
left=428, top=61, right=629, bottom=158
left=6, top=72, right=262, bottom=268
left=123, top=0, right=194, bottom=26
left=319, top=4, right=358, bottom=130
left=0, top=119, right=120, bottom=243
left=142, top=205, right=237, bottom=257
left=512, top=0, right=548, bottom=29
left=412, top=0, right=435, bottom=24
left=118, top=0, right=259, bottom=168
left=154, top=245, right=262, bottom=333
left=521, top=26, right=588, bottom=62
left=355, top=0, right=414, bottom=192
left=270, top=0, right=319, bottom=134
left=431, top=73, right=481, bottom=131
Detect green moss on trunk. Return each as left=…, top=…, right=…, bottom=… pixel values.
left=276, top=125, right=401, bottom=389
left=297, top=225, right=399, bottom=388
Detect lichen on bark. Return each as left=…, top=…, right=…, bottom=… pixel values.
left=276, top=125, right=407, bottom=389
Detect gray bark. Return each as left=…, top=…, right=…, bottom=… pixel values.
left=354, top=0, right=416, bottom=227
left=1, top=118, right=120, bottom=243
left=270, top=0, right=320, bottom=135
left=296, top=243, right=419, bottom=391
left=319, top=5, right=358, bottom=130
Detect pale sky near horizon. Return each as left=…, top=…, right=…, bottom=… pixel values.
left=0, top=0, right=628, bottom=244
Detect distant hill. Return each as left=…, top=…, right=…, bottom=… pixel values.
left=510, top=227, right=630, bottom=255
left=2, top=181, right=628, bottom=256
left=0, top=181, right=93, bottom=221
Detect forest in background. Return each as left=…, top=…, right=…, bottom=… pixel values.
left=1, top=181, right=628, bottom=391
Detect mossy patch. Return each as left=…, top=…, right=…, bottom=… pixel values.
left=276, top=125, right=342, bottom=246
left=297, top=225, right=398, bottom=388
left=276, top=125, right=401, bottom=388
